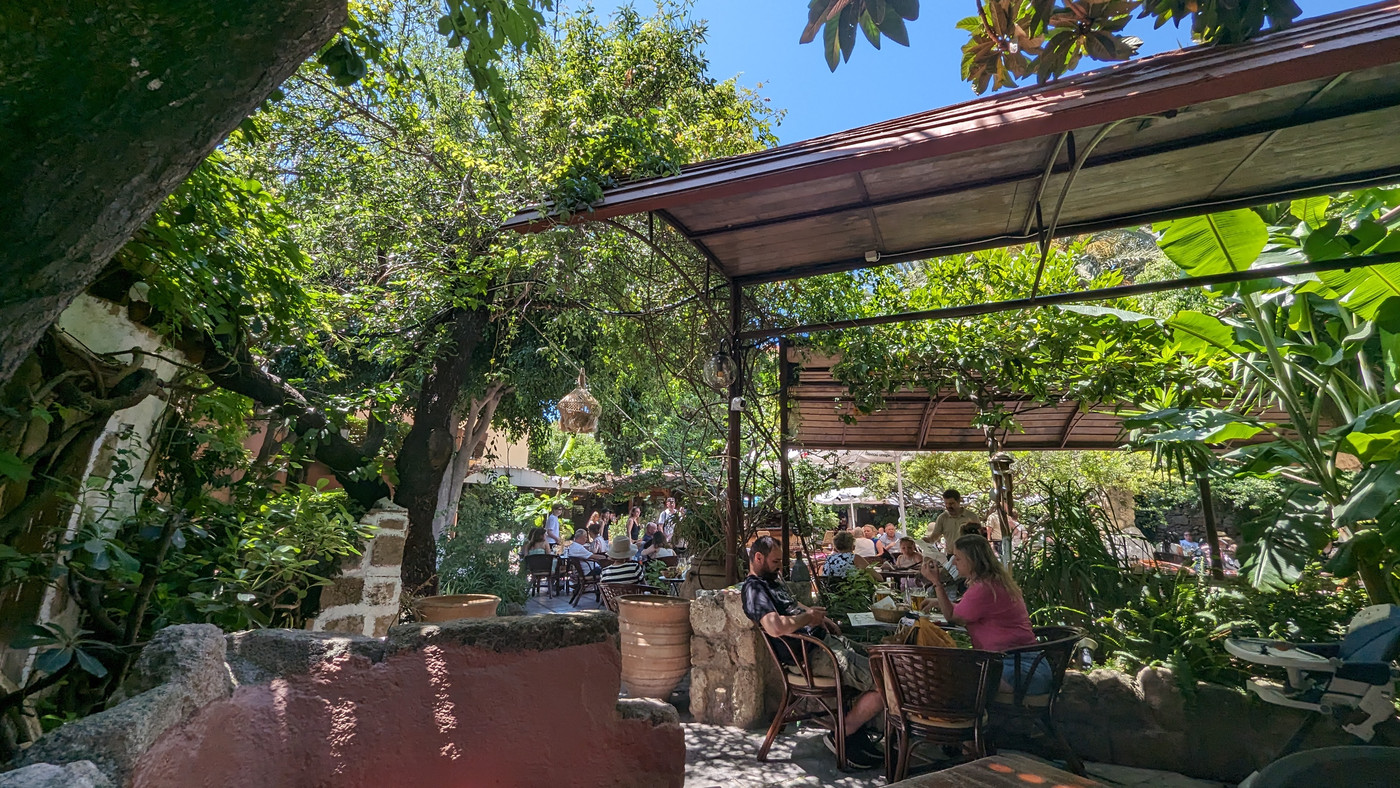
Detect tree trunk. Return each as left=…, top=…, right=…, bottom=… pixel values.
left=0, top=0, right=348, bottom=386
left=431, top=383, right=510, bottom=540
left=395, top=307, right=491, bottom=595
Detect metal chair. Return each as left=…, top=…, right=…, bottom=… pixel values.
left=521, top=554, right=557, bottom=598
left=989, top=625, right=1086, bottom=775
left=756, top=631, right=850, bottom=771
left=867, top=644, right=1002, bottom=783
left=599, top=582, right=662, bottom=613
left=566, top=557, right=602, bottom=607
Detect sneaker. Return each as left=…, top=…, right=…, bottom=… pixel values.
left=823, top=732, right=881, bottom=770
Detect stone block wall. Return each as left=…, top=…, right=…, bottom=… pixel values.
left=689, top=588, right=782, bottom=728
left=1012, top=666, right=1400, bottom=783
left=309, top=501, right=406, bottom=638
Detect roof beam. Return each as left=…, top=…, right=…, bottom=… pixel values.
left=737, top=250, right=1400, bottom=342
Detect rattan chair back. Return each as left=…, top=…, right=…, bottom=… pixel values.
left=600, top=582, right=661, bottom=613
left=870, top=644, right=1000, bottom=723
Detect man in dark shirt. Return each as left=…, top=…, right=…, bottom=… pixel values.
left=741, top=536, right=885, bottom=769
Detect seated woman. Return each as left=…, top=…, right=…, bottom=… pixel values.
left=892, top=537, right=922, bottom=570
left=920, top=533, right=1050, bottom=694
left=642, top=531, right=676, bottom=560
left=823, top=530, right=860, bottom=577
left=522, top=527, right=553, bottom=556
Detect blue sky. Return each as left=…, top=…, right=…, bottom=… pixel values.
left=568, top=0, right=1367, bottom=144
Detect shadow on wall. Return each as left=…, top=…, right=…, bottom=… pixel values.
left=127, top=616, right=682, bottom=788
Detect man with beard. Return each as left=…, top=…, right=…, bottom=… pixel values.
left=741, top=536, right=884, bottom=769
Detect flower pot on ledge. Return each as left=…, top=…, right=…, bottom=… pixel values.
left=417, top=593, right=500, bottom=622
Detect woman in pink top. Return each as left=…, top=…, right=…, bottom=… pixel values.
left=920, top=534, right=1049, bottom=693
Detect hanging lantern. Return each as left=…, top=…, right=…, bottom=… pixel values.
left=703, top=350, right=738, bottom=390
left=558, top=369, right=600, bottom=434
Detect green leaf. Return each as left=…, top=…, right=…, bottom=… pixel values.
left=1055, top=304, right=1157, bottom=325
left=34, top=648, right=73, bottom=675
left=823, top=18, right=841, bottom=71
left=0, top=451, right=31, bottom=482
left=1312, top=264, right=1400, bottom=320
left=1335, top=460, right=1400, bottom=527
left=1155, top=210, right=1268, bottom=277
left=74, top=649, right=108, bottom=678
left=1289, top=196, right=1329, bottom=229
left=879, top=12, right=911, bottom=46
left=1165, top=311, right=1238, bottom=356
left=859, top=12, right=882, bottom=49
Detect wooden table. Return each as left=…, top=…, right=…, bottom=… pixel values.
left=889, top=754, right=1101, bottom=787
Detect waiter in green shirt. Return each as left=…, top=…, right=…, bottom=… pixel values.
left=921, top=488, right=982, bottom=558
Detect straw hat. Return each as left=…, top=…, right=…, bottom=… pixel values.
left=606, top=534, right=635, bottom=560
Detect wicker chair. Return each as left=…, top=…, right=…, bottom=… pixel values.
left=757, top=631, right=851, bottom=771
left=867, top=644, right=1002, bottom=783
left=989, top=625, right=1086, bottom=775
left=566, top=557, right=602, bottom=607
left=599, top=582, right=662, bottom=613
left=522, top=554, right=557, bottom=598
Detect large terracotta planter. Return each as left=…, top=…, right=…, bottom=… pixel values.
left=418, top=593, right=500, bottom=622
left=617, top=595, right=692, bottom=700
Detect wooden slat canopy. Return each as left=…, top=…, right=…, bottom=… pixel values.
left=507, top=2, right=1400, bottom=286
left=786, top=348, right=1289, bottom=452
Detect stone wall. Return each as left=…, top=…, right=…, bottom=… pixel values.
left=4, top=616, right=684, bottom=788
left=689, top=588, right=782, bottom=728
left=308, top=501, right=406, bottom=638
left=1014, top=666, right=1400, bottom=783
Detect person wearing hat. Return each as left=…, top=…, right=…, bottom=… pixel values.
left=600, top=534, right=644, bottom=584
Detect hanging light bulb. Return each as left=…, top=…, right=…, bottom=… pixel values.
left=703, top=350, right=737, bottom=390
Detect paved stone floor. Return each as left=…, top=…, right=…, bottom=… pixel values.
left=682, top=724, right=1236, bottom=788
left=522, top=588, right=602, bottom=615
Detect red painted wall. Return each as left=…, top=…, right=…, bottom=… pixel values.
left=132, top=640, right=683, bottom=788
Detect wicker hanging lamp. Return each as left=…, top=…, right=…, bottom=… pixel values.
left=558, top=369, right=600, bottom=434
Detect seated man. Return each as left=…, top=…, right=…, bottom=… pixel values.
left=563, top=529, right=602, bottom=577
left=742, top=536, right=884, bottom=769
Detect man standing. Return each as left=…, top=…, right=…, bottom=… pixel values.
left=922, top=489, right=981, bottom=557
left=658, top=497, right=680, bottom=540
left=741, top=537, right=884, bottom=769
left=984, top=505, right=1017, bottom=562
left=545, top=503, right=564, bottom=549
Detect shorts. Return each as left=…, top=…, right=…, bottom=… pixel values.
left=1001, top=652, right=1054, bottom=695
left=809, top=633, right=875, bottom=693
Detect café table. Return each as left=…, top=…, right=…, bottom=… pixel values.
left=888, top=753, right=1101, bottom=787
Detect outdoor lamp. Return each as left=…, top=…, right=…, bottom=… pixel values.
left=703, top=350, right=737, bottom=390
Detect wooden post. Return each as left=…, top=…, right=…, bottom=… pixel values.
left=1196, top=474, right=1225, bottom=581
left=725, top=282, right=743, bottom=585
left=778, top=337, right=792, bottom=576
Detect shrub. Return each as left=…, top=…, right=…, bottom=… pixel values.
left=437, top=476, right=529, bottom=604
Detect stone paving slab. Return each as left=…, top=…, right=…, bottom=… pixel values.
left=682, top=724, right=1237, bottom=788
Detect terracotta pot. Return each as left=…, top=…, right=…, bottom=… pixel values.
left=417, top=594, right=500, bottom=622
left=617, top=595, right=691, bottom=699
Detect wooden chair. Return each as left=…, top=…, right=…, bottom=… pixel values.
left=989, top=625, right=1086, bottom=775
left=867, top=644, right=1002, bottom=783
left=521, top=554, right=557, bottom=598
left=658, top=555, right=680, bottom=568
left=566, top=557, right=602, bottom=607
left=756, top=631, right=850, bottom=770
left=599, top=582, right=662, bottom=613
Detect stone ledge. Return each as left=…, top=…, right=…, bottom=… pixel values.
left=16, top=626, right=232, bottom=786
left=0, top=761, right=111, bottom=788
left=225, top=628, right=386, bottom=685
left=617, top=697, right=681, bottom=728
left=386, top=611, right=618, bottom=656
